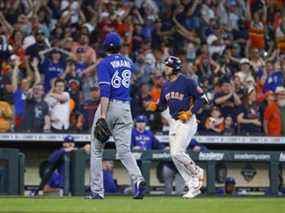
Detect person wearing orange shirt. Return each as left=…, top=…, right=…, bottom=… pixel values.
left=150, top=72, right=163, bottom=102
left=263, top=90, right=281, bottom=136
left=0, top=98, right=13, bottom=132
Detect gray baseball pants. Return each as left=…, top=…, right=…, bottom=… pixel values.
left=90, top=100, right=144, bottom=197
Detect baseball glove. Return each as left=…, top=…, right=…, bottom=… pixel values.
left=147, top=101, right=158, bottom=111
left=94, top=118, right=112, bottom=143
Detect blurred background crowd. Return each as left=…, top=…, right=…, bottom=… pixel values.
left=0, top=0, right=285, bottom=136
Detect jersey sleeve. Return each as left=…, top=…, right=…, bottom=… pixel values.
left=48, top=149, right=65, bottom=164
left=187, top=79, right=207, bottom=114
left=97, top=60, right=111, bottom=98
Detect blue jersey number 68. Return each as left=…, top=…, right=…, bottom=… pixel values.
left=111, top=69, right=131, bottom=88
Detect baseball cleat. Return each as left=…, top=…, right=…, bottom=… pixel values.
left=84, top=192, right=104, bottom=200
left=133, top=180, right=146, bottom=199
left=28, top=189, right=39, bottom=198
left=183, top=189, right=201, bottom=199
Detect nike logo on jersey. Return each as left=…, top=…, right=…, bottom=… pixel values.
left=165, top=92, right=184, bottom=101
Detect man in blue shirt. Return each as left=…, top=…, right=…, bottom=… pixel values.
left=131, top=115, right=163, bottom=151
left=30, top=135, right=76, bottom=197
left=87, top=32, right=145, bottom=200
left=39, top=49, right=66, bottom=92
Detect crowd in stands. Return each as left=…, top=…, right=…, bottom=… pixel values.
left=0, top=0, right=285, bottom=136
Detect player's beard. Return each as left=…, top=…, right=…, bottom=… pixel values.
left=164, top=71, right=175, bottom=81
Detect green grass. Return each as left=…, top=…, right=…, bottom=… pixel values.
left=0, top=196, right=284, bottom=213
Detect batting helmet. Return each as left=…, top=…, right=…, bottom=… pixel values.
left=164, top=56, right=182, bottom=72
left=103, top=32, right=122, bottom=50
left=135, top=115, right=148, bottom=123
left=64, top=135, right=74, bottom=142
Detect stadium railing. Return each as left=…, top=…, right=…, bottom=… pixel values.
left=0, top=148, right=24, bottom=195
left=69, top=149, right=283, bottom=196
left=0, top=133, right=285, bottom=144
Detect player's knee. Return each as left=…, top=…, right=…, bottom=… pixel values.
left=116, top=147, right=131, bottom=160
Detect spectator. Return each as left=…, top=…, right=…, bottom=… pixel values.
left=132, top=83, right=152, bottom=116
left=0, top=95, right=13, bottom=132
left=214, top=78, right=241, bottom=118
left=237, top=87, right=262, bottom=135
left=63, top=59, right=81, bottom=113
left=25, top=30, right=49, bottom=59
left=131, top=115, right=163, bottom=151
left=263, top=90, right=281, bottom=136
left=248, top=1, right=267, bottom=50
left=45, top=78, right=70, bottom=133
left=31, top=135, right=77, bottom=196
left=12, top=56, right=41, bottom=130
left=39, top=48, right=67, bottom=92
left=0, top=0, right=284, bottom=137
left=262, top=61, right=284, bottom=93
left=20, top=83, right=50, bottom=133
left=71, top=33, right=96, bottom=64
left=73, top=47, right=88, bottom=75
left=236, top=58, right=255, bottom=86
left=204, top=106, right=225, bottom=135
left=80, top=86, right=100, bottom=131
left=223, top=116, right=235, bottom=136
left=20, top=83, right=51, bottom=132
left=276, top=87, right=285, bottom=136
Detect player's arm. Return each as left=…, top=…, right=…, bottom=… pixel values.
left=178, top=80, right=208, bottom=122
left=97, top=62, right=111, bottom=119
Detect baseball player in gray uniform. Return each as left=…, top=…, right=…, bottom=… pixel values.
left=86, top=32, right=145, bottom=200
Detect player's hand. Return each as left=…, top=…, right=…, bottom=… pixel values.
left=252, top=119, right=261, bottom=126
left=177, top=111, right=192, bottom=122
left=147, top=101, right=157, bottom=112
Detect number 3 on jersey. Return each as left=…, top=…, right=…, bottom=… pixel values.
left=111, top=69, right=131, bottom=88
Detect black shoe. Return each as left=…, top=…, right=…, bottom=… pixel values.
left=133, top=180, right=146, bottom=199
left=84, top=192, right=104, bottom=200
left=29, top=189, right=39, bottom=198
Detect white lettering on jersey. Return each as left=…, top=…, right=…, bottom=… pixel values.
left=165, top=92, right=184, bottom=101
left=110, top=60, right=131, bottom=69
left=111, top=69, right=131, bottom=88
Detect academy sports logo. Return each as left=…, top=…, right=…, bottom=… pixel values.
left=152, top=153, right=171, bottom=159
left=234, top=153, right=270, bottom=161
left=199, top=152, right=224, bottom=161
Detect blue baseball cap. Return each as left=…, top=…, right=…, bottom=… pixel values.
left=104, top=32, right=122, bottom=48
left=135, top=115, right=148, bottom=123
left=64, top=135, right=74, bottom=142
